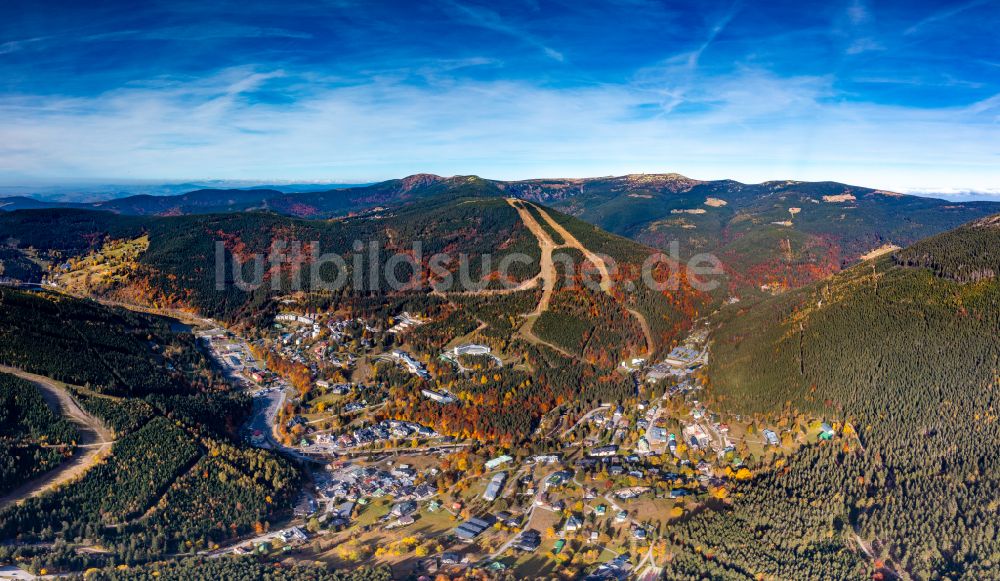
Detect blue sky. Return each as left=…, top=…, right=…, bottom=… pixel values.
left=0, top=0, right=997, bottom=194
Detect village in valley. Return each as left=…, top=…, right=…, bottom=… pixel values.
left=193, top=301, right=844, bottom=580
left=16, top=194, right=852, bottom=579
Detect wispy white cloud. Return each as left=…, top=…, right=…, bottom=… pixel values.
left=834, top=0, right=885, bottom=56
left=439, top=0, right=564, bottom=62
left=846, top=0, right=871, bottom=26
left=84, top=24, right=314, bottom=42
left=0, top=36, right=49, bottom=55
left=630, top=3, right=742, bottom=115
left=1, top=65, right=996, bottom=192
left=688, top=2, right=741, bottom=69
left=904, top=0, right=991, bottom=36
left=845, top=37, right=883, bottom=55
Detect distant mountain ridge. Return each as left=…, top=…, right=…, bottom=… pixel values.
left=0, top=181, right=364, bottom=203
left=4, top=172, right=999, bottom=295
left=495, top=174, right=1000, bottom=293
left=4, top=172, right=997, bottom=219
left=0, top=174, right=472, bottom=217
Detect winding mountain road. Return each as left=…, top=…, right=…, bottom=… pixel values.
left=0, top=366, right=114, bottom=509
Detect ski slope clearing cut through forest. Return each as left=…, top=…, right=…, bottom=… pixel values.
left=506, top=198, right=655, bottom=360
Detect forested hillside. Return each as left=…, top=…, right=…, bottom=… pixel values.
left=691, top=218, right=1000, bottom=579
left=894, top=213, right=1000, bottom=282
left=0, top=289, right=301, bottom=573
left=502, top=174, right=1000, bottom=294
left=0, top=194, right=540, bottom=321
left=0, top=193, right=705, bottom=356
left=6, top=173, right=997, bottom=298
left=0, top=373, right=78, bottom=495
left=0, top=287, right=208, bottom=396
left=541, top=204, right=710, bottom=352
left=0, top=193, right=716, bottom=445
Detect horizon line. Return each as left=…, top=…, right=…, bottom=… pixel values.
left=2, top=172, right=999, bottom=199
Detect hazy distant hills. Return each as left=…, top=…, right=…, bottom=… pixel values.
left=0, top=181, right=363, bottom=203
left=0, top=174, right=472, bottom=217
left=3, top=172, right=999, bottom=294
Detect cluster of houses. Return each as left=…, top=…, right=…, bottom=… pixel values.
left=274, top=314, right=327, bottom=359
left=270, top=312, right=384, bottom=375
left=682, top=424, right=713, bottom=451
left=569, top=449, right=707, bottom=495
left=315, top=463, right=439, bottom=509
left=316, top=419, right=439, bottom=449
left=581, top=405, right=635, bottom=445
left=275, top=313, right=322, bottom=339
left=197, top=328, right=258, bottom=381
left=557, top=507, right=646, bottom=552
left=326, top=316, right=379, bottom=343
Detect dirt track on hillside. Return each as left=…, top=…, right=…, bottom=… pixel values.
left=496, top=198, right=567, bottom=356
left=432, top=198, right=655, bottom=360
left=0, top=366, right=114, bottom=509
left=511, top=199, right=655, bottom=359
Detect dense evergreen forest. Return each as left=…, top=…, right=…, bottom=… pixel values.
left=0, top=248, right=44, bottom=282
left=0, top=289, right=301, bottom=573
left=0, top=373, right=78, bottom=494
left=0, top=288, right=206, bottom=396
left=894, top=214, right=999, bottom=283
left=0, top=209, right=146, bottom=252
left=0, top=195, right=541, bottom=321
left=700, top=219, right=1000, bottom=579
